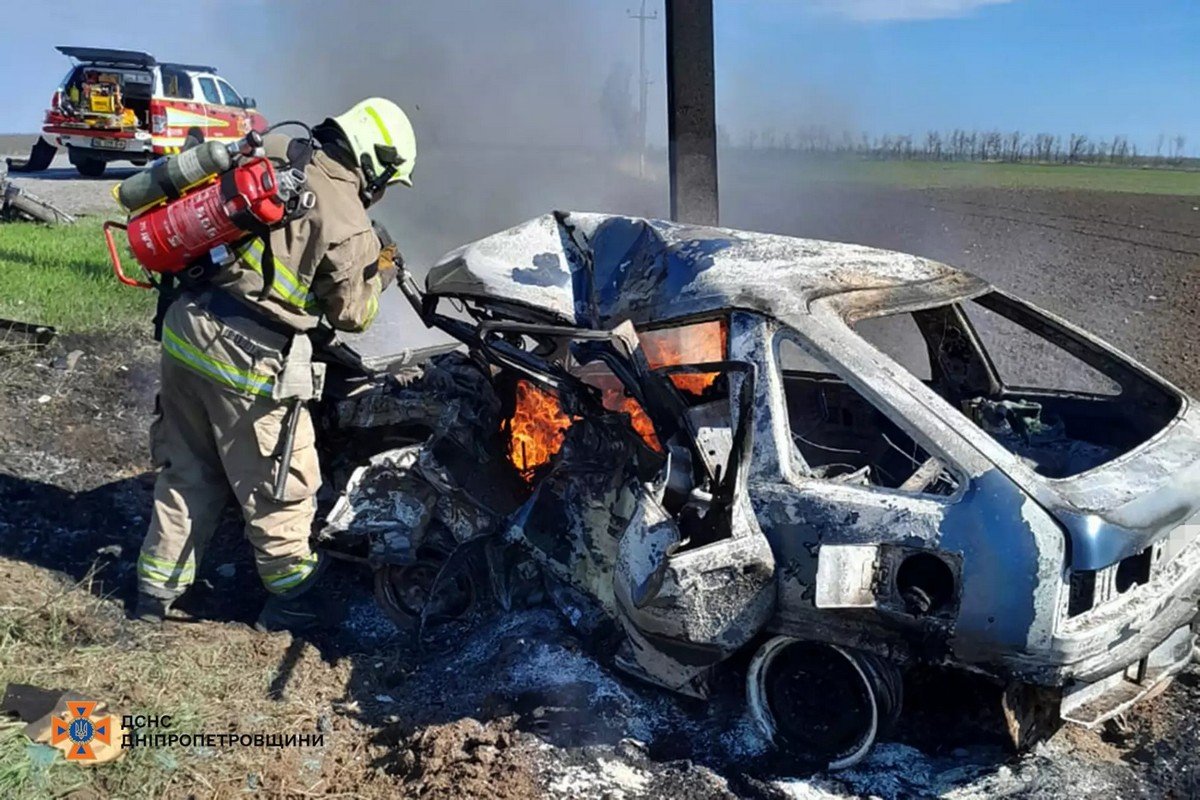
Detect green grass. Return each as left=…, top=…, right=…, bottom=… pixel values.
left=0, top=720, right=89, bottom=800
left=733, top=155, right=1200, bottom=195
left=0, top=220, right=153, bottom=333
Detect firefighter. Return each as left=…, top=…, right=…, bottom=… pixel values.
left=133, top=98, right=416, bottom=632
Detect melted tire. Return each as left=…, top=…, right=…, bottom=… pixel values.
left=372, top=547, right=477, bottom=631
left=747, top=637, right=902, bottom=770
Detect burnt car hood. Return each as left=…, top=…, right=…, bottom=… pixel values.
left=1025, top=404, right=1200, bottom=571
left=425, top=212, right=979, bottom=329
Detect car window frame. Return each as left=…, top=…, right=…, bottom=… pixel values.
left=850, top=312, right=935, bottom=381
left=158, top=67, right=196, bottom=101
left=957, top=293, right=1126, bottom=397
left=772, top=325, right=967, bottom=503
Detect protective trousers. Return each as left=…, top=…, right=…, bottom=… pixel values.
left=137, top=295, right=324, bottom=600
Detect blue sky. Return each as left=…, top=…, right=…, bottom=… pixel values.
left=715, top=0, right=1200, bottom=152
left=0, top=0, right=1195, bottom=153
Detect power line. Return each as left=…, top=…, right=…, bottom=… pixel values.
left=628, top=1, right=657, bottom=176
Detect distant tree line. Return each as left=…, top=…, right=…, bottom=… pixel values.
left=720, top=127, right=1195, bottom=168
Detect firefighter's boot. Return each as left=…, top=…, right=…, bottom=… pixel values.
left=254, top=553, right=337, bottom=634
left=133, top=592, right=173, bottom=625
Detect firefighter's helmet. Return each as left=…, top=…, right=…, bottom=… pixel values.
left=330, top=97, right=416, bottom=188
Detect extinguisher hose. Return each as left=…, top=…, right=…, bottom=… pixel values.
left=266, top=120, right=314, bottom=145
left=103, top=221, right=154, bottom=289
left=267, top=119, right=312, bottom=135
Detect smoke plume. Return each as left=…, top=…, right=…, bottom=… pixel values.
left=248, top=0, right=669, bottom=270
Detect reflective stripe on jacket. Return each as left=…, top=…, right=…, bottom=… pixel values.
left=208, top=134, right=384, bottom=334
left=233, top=239, right=318, bottom=313
left=162, top=324, right=276, bottom=398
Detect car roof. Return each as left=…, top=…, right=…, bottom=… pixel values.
left=56, top=46, right=218, bottom=75
left=160, top=62, right=220, bottom=75
left=426, top=212, right=989, bottom=328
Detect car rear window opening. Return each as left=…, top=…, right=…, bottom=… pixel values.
left=849, top=292, right=1180, bottom=478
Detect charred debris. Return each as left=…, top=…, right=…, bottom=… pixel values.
left=314, top=211, right=1200, bottom=769
left=0, top=167, right=75, bottom=225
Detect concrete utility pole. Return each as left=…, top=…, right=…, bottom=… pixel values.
left=664, top=0, right=719, bottom=225
left=628, top=0, right=658, bottom=178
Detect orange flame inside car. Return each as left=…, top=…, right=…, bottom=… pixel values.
left=602, top=391, right=663, bottom=452
left=642, top=319, right=727, bottom=396
left=505, top=319, right=728, bottom=478
left=508, top=380, right=576, bottom=477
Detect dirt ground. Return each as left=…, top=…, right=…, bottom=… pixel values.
left=2, top=174, right=1200, bottom=798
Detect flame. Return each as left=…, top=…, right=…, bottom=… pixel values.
left=507, top=380, right=575, bottom=477
left=504, top=319, right=728, bottom=476
left=641, top=319, right=727, bottom=395
left=600, top=387, right=662, bottom=452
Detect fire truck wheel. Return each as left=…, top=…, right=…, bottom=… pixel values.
left=67, top=148, right=106, bottom=178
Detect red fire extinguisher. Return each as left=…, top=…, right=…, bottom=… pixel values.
left=104, top=157, right=291, bottom=289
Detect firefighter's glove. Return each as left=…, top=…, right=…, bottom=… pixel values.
left=374, top=244, right=401, bottom=291
left=368, top=221, right=400, bottom=290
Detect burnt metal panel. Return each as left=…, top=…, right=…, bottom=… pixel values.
left=396, top=208, right=1200, bottom=719
left=425, top=213, right=981, bottom=329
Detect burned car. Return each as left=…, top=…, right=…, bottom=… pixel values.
left=319, top=212, right=1200, bottom=769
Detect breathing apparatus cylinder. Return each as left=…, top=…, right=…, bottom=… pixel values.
left=121, top=158, right=287, bottom=275
left=114, top=133, right=262, bottom=213
left=104, top=123, right=314, bottom=290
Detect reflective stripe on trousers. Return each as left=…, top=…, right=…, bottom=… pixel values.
left=235, top=239, right=318, bottom=312
left=262, top=551, right=319, bottom=594
left=141, top=355, right=321, bottom=601
left=161, top=323, right=275, bottom=398
left=137, top=551, right=196, bottom=591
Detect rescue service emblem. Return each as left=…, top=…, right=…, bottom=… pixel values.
left=50, top=700, right=114, bottom=761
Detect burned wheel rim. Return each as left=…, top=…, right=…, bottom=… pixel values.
left=373, top=548, right=475, bottom=630
left=747, top=637, right=885, bottom=770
